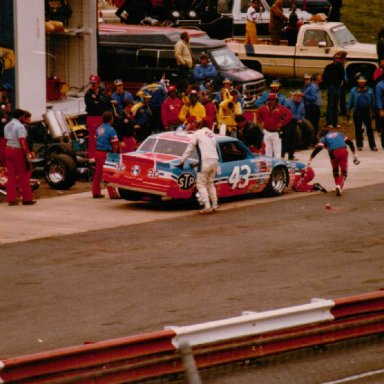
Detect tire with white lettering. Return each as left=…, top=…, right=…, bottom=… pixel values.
left=264, top=166, right=288, bottom=196
left=44, top=154, right=77, bottom=190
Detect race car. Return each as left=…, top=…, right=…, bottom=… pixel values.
left=102, top=131, right=306, bottom=202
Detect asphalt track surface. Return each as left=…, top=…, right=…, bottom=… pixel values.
left=1, top=146, right=384, bottom=383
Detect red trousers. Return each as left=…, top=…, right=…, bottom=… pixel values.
left=86, top=116, right=103, bottom=159
left=92, top=150, right=118, bottom=198
left=330, top=147, right=348, bottom=188
left=5, top=147, right=33, bottom=203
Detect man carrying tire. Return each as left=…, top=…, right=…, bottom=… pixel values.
left=92, top=111, right=119, bottom=199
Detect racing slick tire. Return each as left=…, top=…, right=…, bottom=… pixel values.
left=264, top=166, right=288, bottom=196
left=44, top=153, right=77, bottom=190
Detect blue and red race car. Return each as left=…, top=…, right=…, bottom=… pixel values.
left=102, top=131, right=306, bottom=202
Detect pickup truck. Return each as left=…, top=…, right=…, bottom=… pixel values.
left=225, top=22, right=378, bottom=82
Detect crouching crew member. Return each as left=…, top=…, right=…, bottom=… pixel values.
left=308, top=126, right=359, bottom=197
left=92, top=111, right=119, bottom=199
left=178, top=122, right=219, bottom=214
left=4, top=109, right=36, bottom=205
left=292, top=165, right=327, bottom=193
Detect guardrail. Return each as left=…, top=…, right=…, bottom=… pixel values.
left=1, top=290, right=383, bottom=383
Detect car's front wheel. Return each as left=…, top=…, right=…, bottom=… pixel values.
left=264, top=166, right=288, bottom=196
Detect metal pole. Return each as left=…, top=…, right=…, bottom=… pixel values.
left=179, top=341, right=203, bottom=384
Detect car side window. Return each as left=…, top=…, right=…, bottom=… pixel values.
left=136, top=49, right=158, bottom=68
left=158, top=50, right=175, bottom=69
left=219, top=141, right=248, bottom=162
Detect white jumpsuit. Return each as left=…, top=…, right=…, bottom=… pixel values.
left=181, top=128, right=219, bottom=210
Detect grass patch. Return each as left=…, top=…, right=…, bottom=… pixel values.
left=341, top=0, right=382, bottom=43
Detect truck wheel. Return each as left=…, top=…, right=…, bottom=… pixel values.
left=44, top=154, right=77, bottom=190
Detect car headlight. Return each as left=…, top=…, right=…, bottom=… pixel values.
left=188, top=10, right=197, bottom=18
left=171, top=10, right=180, bottom=18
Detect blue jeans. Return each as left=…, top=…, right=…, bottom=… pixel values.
left=326, top=86, right=341, bottom=127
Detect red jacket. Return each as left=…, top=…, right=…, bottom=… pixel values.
left=161, top=96, right=183, bottom=128
left=256, top=104, right=292, bottom=132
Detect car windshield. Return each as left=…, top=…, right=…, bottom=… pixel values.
left=211, top=47, right=245, bottom=70
left=139, top=137, right=198, bottom=160
left=331, top=25, right=357, bottom=46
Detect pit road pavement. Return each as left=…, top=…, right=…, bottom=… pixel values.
left=0, top=146, right=383, bottom=383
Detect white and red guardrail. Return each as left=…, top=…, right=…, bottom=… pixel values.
left=1, top=290, right=383, bottom=383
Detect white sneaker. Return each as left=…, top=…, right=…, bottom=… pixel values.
left=199, top=207, right=213, bottom=214
left=212, top=204, right=219, bottom=212
left=335, top=185, right=342, bottom=196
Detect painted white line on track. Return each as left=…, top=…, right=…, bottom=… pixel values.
left=322, top=368, right=384, bottom=383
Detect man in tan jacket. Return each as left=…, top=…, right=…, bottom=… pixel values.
left=174, top=32, right=193, bottom=92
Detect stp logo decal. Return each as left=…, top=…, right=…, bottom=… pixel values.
left=177, top=173, right=195, bottom=190
left=147, top=168, right=159, bottom=178
left=131, top=165, right=141, bottom=176
left=115, top=163, right=126, bottom=173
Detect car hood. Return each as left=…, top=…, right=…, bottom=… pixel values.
left=222, top=67, right=265, bottom=82
left=342, top=43, right=377, bottom=59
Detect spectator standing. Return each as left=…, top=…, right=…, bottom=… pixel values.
left=201, top=91, right=217, bottom=130
left=179, top=124, right=219, bottom=213
left=328, top=0, right=342, bottom=22
left=303, top=72, right=322, bottom=141
left=245, top=0, right=259, bottom=45
left=174, top=32, right=193, bottom=92
left=308, top=126, right=358, bottom=197
left=92, top=111, right=119, bottom=199
left=347, top=75, right=377, bottom=151
left=84, top=74, right=111, bottom=159
left=256, top=93, right=292, bottom=158
left=322, top=51, right=346, bottom=127
left=0, top=89, right=12, bottom=165
left=377, top=28, right=384, bottom=63
left=376, top=72, right=384, bottom=149
left=139, top=75, right=167, bottom=132
left=178, top=89, right=206, bottom=124
left=269, top=0, right=288, bottom=45
left=111, top=79, right=134, bottom=115
left=255, top=79, right=287, bottom=108
left=116, top=99, right=136, bottom=153
left=235, top=114, right=264, bottom=153
left=4, top=109, right=35, bottom=205
left=286, top=5, right=299, bottom=46
left=132, top=93, right=153, bottom=143
left=193, top=53, right=218, bottom=91
left=161, top=85, right=183, bottom=130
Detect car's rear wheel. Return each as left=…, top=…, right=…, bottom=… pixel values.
left=264, top=166, right=288, bottom=196
left=44, top=153, right=77, bottom=190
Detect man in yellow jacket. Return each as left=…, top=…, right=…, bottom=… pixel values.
left=179, top=90, right=206, bottom=124
left=218, top=90, right=243, bottom=136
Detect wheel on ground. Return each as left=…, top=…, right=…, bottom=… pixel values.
left=44, top=153, right=77, bottom=190
left=264, top=166, right=288, bottom=196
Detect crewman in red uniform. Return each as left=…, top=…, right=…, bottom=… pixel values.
left=84, top=74, right=111, bottom=160
left=4, top=109, right=35, bottom=205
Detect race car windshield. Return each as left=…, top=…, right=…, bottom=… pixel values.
left=139, top=138, right=198, bottom=160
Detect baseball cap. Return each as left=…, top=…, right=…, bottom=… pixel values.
left=303, top=73, right=311, bottom=80
left=189, top=89, right=198, bottom=96
left=222, top=79, right=231, bottom=84
left=89, top=74, right=100, bottom=83
left=168, top=85, right=176, bottom=92
left=356, top=75, right=367, bottom=82
left=270, top=79, right=281, bottom=87
left=114, top=79, right=123, bottom=86
left=291, top=89, right=304, bottom=96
